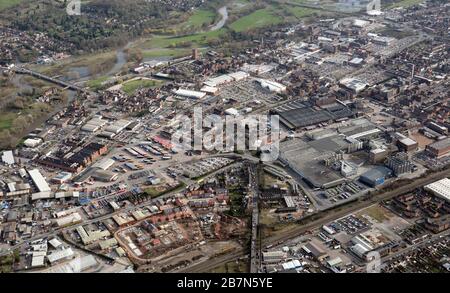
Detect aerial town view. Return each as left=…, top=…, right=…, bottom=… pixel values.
left=0, top=0, right=449, bottom=277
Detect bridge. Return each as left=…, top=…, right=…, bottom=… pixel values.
left=10, top=66, right=96, bottom=96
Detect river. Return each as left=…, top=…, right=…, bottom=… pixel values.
left=210, top=6, right=228, bottom=31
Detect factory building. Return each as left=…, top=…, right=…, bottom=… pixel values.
left=28, top=169, right=51, bottom=193
left=1, top=150, right=14, bottom=165
left=397, top=137, right=418, bottom=153
left=424, top=178, right=450, bottom=203
left=426, top=137, right=450, bottom=158
left=369, top=148, right=388, bottom=164
left=386, top=153, right=414, bottom=176
left=172, top=89, right=206, bottom=100
left=359, top=166, right=392, bottom=187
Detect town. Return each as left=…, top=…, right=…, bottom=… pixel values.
left=0, top=0, right=449, bottom=274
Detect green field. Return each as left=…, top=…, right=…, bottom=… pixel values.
left=0, top=112, right=15, bottom=130
left=122, top=79, right=161, bottom=95
left=389, top=0, right=424, bottom=8
left=86, top=76, right=109, bottom=91
left=181, top=9, right=217, bottom=30
left=229, top=8, right=283, bottom=32
left=285, top=6, right=318, bottom=18
left=0, top=0, right=23, bottom=11
left=142, top=48, right=191, bottom=59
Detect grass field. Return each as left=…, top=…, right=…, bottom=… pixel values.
left=388, top=0, right=424, bottom=8
left=0, top=0, right=23, bottom=11
left=142, top=48, right=191, bottom=59
left=229, top=8, right=283, bottom=32
left=358, top=205, right=390, bottom=223
left=181, top=9, right=217, bottom=30
left=86, top=76, right=109, bottom=91
left=0, top=112, right=15, bottom=130
left=285, top=5, right=319, bottom=18
left=122, top=79, right=161, bottom=95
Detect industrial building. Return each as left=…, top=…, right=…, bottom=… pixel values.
left=173, top=89, right=206, bottom=100
left=28, top=169, right=51, bottom=193
left=359, top=166, right=393, bottom=187
left=426, top=137, right=450, bottom=158
left=1, top=150, right=14, bottom=165
left=424, top=178, right=450, bottom=203
left=386, top=153, right=414, bottom=176
left=273, top=99, right=354, bottom=130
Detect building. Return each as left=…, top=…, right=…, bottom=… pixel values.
left=262, top=251, right=287, bottom=263
left=1, top=150, right=14, bottom=165
left=359, top=166, right=392, bottom=187
left=386, top=153, right=414, bottom=176
left=424, top=215, right=450, bottom=233
left=28, top=169, right=51, bottom=193
left=256, top=79, right=287, bottom=93
left=47, top=247, right=75, bottom=264
left=173, top=89, right=206, bottom=100
left=350, top=235, right=374, bottom=260
left=52, top=172, right=73, bottom=184
left=339, top=78, right=368, bottom=94
left=369, top=148, right=388, bottom=164
left=341, top=161, right=358, bottom=177
left=398, top=138, right=418, bottom=152
left=424, top=178, right=450, bottom=203
left=302, top=242, right=328, bottom=261
left=23, top=138, right=42, bottom=148
left=426, top=137, right=450, bottom=158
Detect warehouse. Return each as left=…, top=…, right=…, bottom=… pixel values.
left=359, top=166, right=393, bottom=187
left=1, top=150, right=14, bottom=165
left=424, top=178, right=450, bottom=203
left=256, top=79, right=287, bottom=93
left=81, top=117, right=107, bottom=133
left=92, top=158, right=115, bottom=171
left=426, top=137, right=450, bottom=158
left=28, top=169, right=51, bottom=193
left=173, top=89, right=206, bottom=99
left=279, top=138, right=349, bottom=188
left=23, top=138, right=42, bottom=148
left=47, top=247, right=75, bottom=264
left=92, top=170, right=118, bottom=182
left=398, top=137, right=418, bottom=152
left=339, top=78, right=368, bottom=94
left=104, top=119, right=132, bottom=134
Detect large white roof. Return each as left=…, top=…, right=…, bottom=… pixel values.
left=425, top=178, right=450, bottom=202
left=1, top=151, right=14, bottom=165
left=28, top=169, right=51, bottom=193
